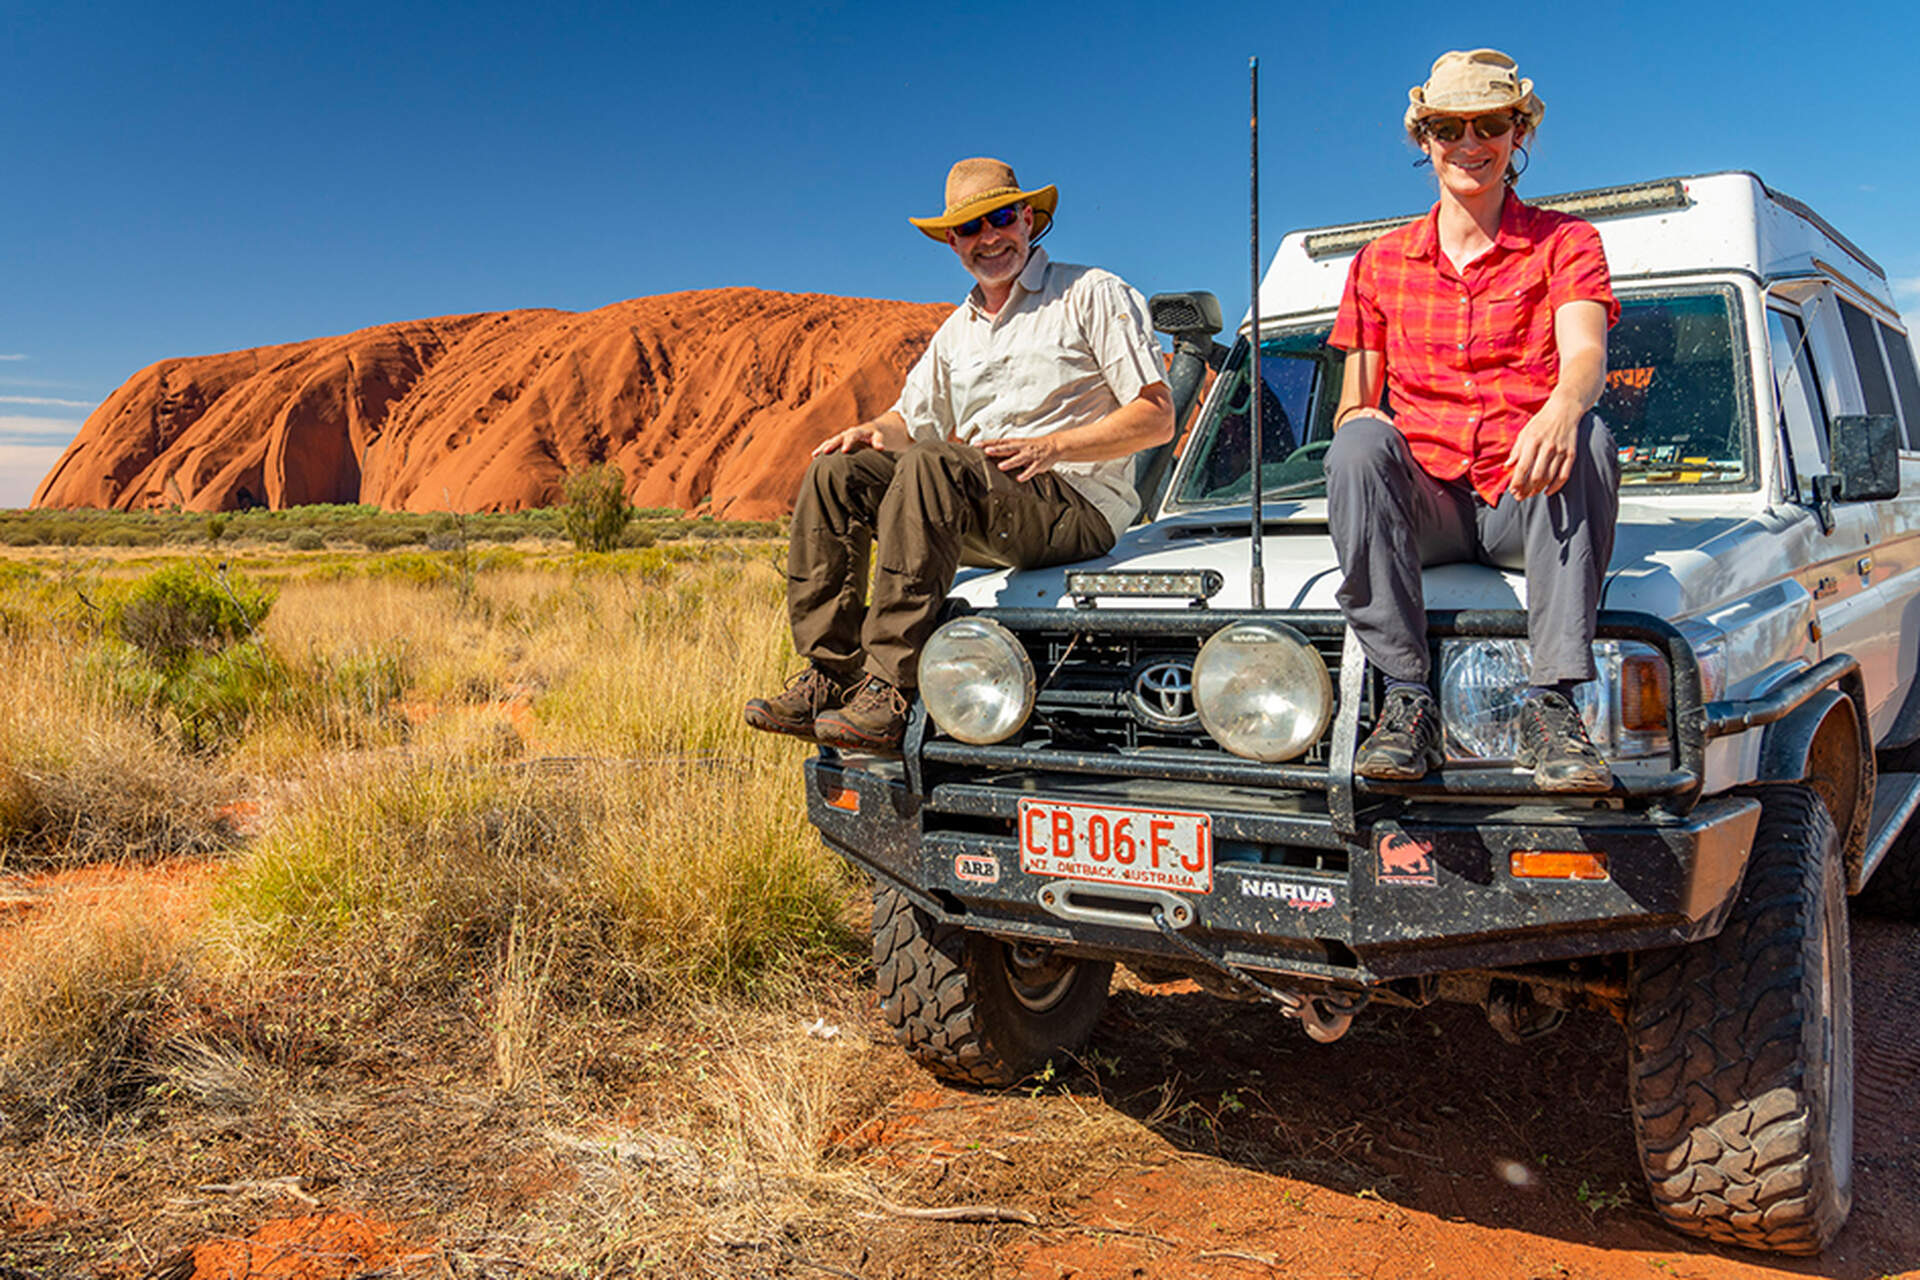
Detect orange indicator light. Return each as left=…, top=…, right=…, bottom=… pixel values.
left=1510, top=850, right=1609, bottom=881
left=1620, top=652, right=1671, bottom=733
left=823, top=786, right=860, bottom=813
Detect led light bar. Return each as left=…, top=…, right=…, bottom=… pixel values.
left=1304, top=179, right=1691, bottom=259
left=1066, top=569, right=1224, bottom=610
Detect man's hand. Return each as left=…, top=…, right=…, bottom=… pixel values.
left=981, top=433, right=1063, bottom=482
left=1505, top=401, right=1583, bottom=499
left=811, top=424, right=885, bottom=457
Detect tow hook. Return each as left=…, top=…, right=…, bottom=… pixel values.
left=1148, top=905, right=1367, bottom=1042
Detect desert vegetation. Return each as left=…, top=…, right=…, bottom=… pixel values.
left=0, top=533, right=921, bottom=1275
left=0, top=502, right=780, bottom=551
left=2, top=533, right=1914, bottom=1280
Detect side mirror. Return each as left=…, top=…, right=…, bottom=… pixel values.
left=1830, top=414, right=1900, bottom=501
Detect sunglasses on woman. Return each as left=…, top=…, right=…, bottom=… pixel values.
left=1422, top=113, right=1516, bottom=144
left=952, top=205, right=1023, bottom=238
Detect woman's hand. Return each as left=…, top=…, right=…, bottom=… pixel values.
left=1505, top=402, right=1582, bottom=498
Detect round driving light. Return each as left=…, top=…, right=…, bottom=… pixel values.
left=920, top=617, right=1035, bottom=745
left=1192, top=622, right=1332, bottom=761
left=1438, top=639, right=1530, bottom=760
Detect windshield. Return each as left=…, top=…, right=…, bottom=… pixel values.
left=1167, top=287, right=1753, bottom=510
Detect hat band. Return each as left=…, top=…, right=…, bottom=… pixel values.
left=941, top=186, right=1024, bottom=217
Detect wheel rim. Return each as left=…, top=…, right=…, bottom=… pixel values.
left=1001, top=943, right=1079, bottom=1013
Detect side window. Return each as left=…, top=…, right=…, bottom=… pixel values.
left=1839, top=300, right=1898, bottom=417
left=1767, top=309, right=1829, bottom=501
left=1877, top=321, right=1920, bottom=450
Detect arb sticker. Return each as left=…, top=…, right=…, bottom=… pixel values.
left=954, top=854, right=1000, bottom=885
left=1378, top=831, right=1437, bottom=886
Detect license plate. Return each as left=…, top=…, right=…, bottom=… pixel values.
left=1017, top=799, right=1213, bottom=894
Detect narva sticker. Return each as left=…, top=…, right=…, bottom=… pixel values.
left=1239, top=879, right=1337, bottom=911
left=1378, top=831, right=1437, bottom=886
left=954, top=854, right=1000, bottom=885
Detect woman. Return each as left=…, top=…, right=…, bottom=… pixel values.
left=1324, top=48, right=1621, bottom=790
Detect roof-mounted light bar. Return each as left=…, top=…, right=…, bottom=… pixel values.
left=1303, top=178, right=1691, bottom=259
left=1066, top=569, right=1224, bottom=610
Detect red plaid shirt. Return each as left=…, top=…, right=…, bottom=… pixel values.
left=1330, top=191, right=1618, bottom=503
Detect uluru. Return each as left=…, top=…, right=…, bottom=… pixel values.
left=31, top=289, right=952, bottom=519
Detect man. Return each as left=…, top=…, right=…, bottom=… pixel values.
left=1326, top=49, right=1621, bottom=791
left=745, top=157, right=1174, bottom=752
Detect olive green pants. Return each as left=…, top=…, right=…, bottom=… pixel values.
left=787, top=439, right=1114, bottom=691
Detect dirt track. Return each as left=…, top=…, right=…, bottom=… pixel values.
left=873, top=911, right=1919, bottom=1280
left=1, top=862, right=1913, bottom=1279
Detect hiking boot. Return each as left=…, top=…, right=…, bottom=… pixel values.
left=1516, top=691, right=1613, bottom=792
left=1354, top=687, right=1444, bottom=780
left=744, top=665, right=854, bottom=740
left=814, top=676, right=910, bottom=753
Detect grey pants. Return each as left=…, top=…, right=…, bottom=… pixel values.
left=787, top=439, right=1114, bottom=691
left=1324, top=414, right=1620, bottom=685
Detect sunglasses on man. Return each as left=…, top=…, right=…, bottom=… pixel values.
left=952, top=205, right=1023, bottom=238
left=1422, top=113, right=1517, bottom=144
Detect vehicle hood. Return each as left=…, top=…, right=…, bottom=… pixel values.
left=948, top=498, right=1803, bottom=620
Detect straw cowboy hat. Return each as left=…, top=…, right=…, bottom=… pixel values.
left=909, top=157, right=1057, bottom=243
left=1404, top=48, right=1545, bottom=135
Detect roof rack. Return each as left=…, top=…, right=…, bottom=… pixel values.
left=1303, top=177, right=1690, bottom=258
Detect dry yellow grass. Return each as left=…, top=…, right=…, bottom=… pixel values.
left=0, top=539, right=881, bottom=1273
left=0, top=882, right=195, bottom=1121
left=208, top=542, right=852, bottom=1003
left=0, top=603, right=237, bottom=868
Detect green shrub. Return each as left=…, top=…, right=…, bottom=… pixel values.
left=287, top=529, right=326, bottom=551
left=360, top=528, right=427, bottom=552
left=205, top=515, right=229, bottom=543
left=108, top=564, right=274, bottom=669
left=562, top=464, right=633, bottom=553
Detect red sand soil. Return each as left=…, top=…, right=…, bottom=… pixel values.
left=31, top=289, right=949, bottom=519
left=187, top=1210, right=401, bottom=1280
left=0, top=858, right=220, bottom=960
left=844, top=919, right=1917, bottom=1280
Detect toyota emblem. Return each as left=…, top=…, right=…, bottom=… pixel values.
left=1127, top=658, right=1199, bottom=730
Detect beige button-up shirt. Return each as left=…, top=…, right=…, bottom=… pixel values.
left=892, top=248, right=1167, bottom=537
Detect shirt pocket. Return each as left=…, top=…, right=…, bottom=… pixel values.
left=1481, top=271, right=1552, bottom=366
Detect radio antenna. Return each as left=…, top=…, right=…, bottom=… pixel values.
left=1248, top=55, right=1267, bottom=609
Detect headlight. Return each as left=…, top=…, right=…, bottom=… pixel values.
left=1192, top=622, right=1333, bottom=761
left=920, top=617, right=1035, bottom=744
left=1437, top=639, right=1671, bottom=762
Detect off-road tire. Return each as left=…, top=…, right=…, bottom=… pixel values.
left=871, top=884, right=1112, bottom=1086
left=1626, top=785, right=1854, bottom=1255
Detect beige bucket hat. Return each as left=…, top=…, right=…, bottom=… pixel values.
left=909, top=157, right=1057, bottom=242
left=1404, top=48, right=1545, bottom=135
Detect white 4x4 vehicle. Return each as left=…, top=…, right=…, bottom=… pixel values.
left=805, top=172, right=1920, bottom=1254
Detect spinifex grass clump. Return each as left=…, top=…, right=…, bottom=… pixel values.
left=0, top=892, right=191, bottom=1125
left=218, top=759, right=601, bottom=987
left=219, top=546, right=856, bottom=1003
left=0, top=579, right=237, bottom=868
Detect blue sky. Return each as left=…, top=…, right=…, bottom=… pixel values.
left=3, top=0, right=1917, bottom=507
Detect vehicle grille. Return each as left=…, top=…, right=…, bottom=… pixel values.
left=1011, top=626, right=1353, bottom=764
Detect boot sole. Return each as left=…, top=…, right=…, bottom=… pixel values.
left=1354, top=752, right=1443, bottom=781
left=814, top=717, right=903, bottom=753
left=744, top=703, right=819, bottom=741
